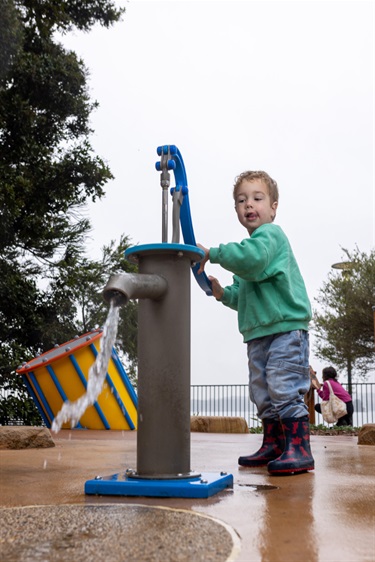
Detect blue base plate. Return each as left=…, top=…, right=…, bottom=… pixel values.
left=85, top=472, right=233, bottom=499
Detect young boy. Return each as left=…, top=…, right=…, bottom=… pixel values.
left=198, top=171, right=314, bottom=475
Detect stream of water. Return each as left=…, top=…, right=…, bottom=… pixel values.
left=51, top=301, right=120, bottom=433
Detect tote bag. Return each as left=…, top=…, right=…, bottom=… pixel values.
left=320, top=380, right=347, bottom=423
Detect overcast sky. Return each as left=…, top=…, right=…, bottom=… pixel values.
left=61, top=0, right=374, bottom=385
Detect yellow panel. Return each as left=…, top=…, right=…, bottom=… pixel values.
left=18, top=331, right=138, bottom=430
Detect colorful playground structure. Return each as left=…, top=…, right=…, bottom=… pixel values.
left=16, top=330, right=138, bottom=431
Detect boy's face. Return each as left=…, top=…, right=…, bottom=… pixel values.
left=234, top=179, right=278, bottom=235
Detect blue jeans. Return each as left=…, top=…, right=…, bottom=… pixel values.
left=247, top=330, right=310, bottom=420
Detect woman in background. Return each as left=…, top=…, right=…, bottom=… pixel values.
left=313, top=366, right=353, bottom=426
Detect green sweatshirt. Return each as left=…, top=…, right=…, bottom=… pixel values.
left=209, top=223, right=312, bottom=342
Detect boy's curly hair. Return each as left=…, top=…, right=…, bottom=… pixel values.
left=233, top=171, right=279, bottom=204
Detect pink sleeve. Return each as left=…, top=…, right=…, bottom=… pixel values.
left=317, top=382, right=330, bottom=401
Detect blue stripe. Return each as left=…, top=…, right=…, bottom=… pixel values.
left=89, top=344, right=136, bottom=430
left=68, top=354, right=110, bottom=430
left=104, top=375, right=136, bottom=430
left=110, top=351, right=138, bottom=408
left=27, top=372, right=54, bottom=426
left=23, top=374, right=51, bottom=427
left=46, top=364, right=69, bottom=401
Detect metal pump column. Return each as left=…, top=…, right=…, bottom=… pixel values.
left=127, top=245, right=202, bottom=479
left=85, top=145, right=233, bottom=498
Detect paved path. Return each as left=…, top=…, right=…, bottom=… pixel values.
left=1, top=430, right=374, bottom=561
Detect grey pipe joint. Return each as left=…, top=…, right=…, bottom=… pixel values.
left=103, top=273, right=168, bottom=307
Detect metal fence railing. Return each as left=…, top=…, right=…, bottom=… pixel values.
left=1, top=382, right=374, bottom=428
left=191, top=382, right=375, bottom=428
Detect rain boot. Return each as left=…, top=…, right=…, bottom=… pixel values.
left=267, top=416, right=314, bottom=475
left=238, top=418, right=285, bottom=467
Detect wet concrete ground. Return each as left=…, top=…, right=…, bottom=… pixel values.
left=0, top=430, right=374, bottom=561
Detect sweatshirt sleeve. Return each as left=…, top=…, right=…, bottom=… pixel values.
left=221, top=275, right=240, bottom=311
left=209, top=224, right=282, bottom=282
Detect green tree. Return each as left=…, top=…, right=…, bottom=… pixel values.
left=0, top=0, right=125, bottom=260
left=0, top=0, right=23, bottom=83
left=313, top=248, right=375, bottom=394
left=0, top=0, right=131, bottom=424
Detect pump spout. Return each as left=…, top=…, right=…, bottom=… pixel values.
left=103, top=273, right=168, bottom=307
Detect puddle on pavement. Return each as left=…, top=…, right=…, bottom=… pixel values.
left=234, top=484, right=279, bottom=492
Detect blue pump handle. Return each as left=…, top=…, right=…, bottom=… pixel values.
left=156, top=145, right=212, bottom=296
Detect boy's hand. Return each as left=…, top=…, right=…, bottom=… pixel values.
left=197, top=243, right=210, bottom=274
left=196, top=244, right=224, bottom=299
left=208, top=275, right=224, bottom=300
